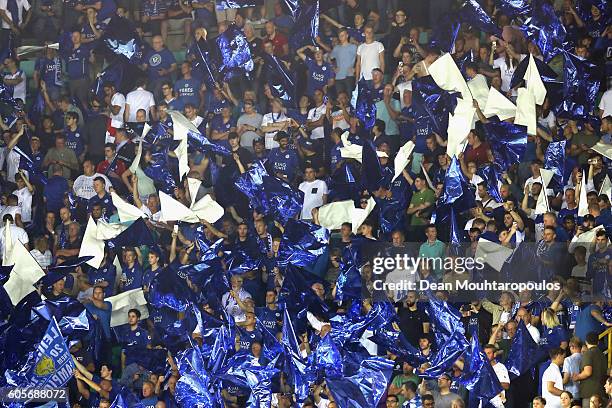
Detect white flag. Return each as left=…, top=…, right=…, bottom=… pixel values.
left=483, top=87, right=517, bottom=120
left=599, top=175, right=612, bottom=199
left=590, top=142, right=612, bottom=161
left=475, top=238, right=514, bottom=272
left=578, top=170, right=589, bottom=217
left=524, top=54, right=547, bottom=105
left=3, top=242, right=45, bottom=305
left=393, top=141, right=415, bottom=182
left=351, top=197, right=376, bottom=234
left=514, top=88, right=537, bottom=135
left=112, top=192, right=147, bottom=223
left=79, top=217, right=105, bottom=269
left=106, top=288, right=149, bottom=327
left=318, top=200, right=355, bottom=230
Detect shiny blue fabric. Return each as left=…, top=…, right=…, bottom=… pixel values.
left=187, top=129, right=231, bottom=156
left=505, top=320, right=546, bottom=378
left=361, top=141, right=385, bottom=194
left=100, top=17, right=141, bottom=62
left=355, top=81, right=376, bottom=130
left=313, top=334, right=343, bottom=378
left=108, top=218, right=156, bottom=248
left=263, top=54, right=296, bottom=106
left=215, top=24, right=254, bottom=80
left=519, top=0, right=566, bottom=62
left=482, top=121, right=528, bottom=172
left=460, top=330, right=504, bottom=406
left=449, top=207, right=463, bottom=256
left=477, top=164, right=504, bottom=203
left=192, top=39, right=219, bottom=89
left=143, top=155, right=177, bottom=195
left=543, top=140, right=567, bottom=190
left=288, top=0, right=320, bottom=51
left=277, top=219, right=330, bottom=268
left=412, top=76, right=459, bottom=138
left=234, top=162, right=303, bottom=224
left=216, top=0, right=262, bottom=9
left=429, top=13, right=461, bottom=53
left=509, top=55, right=558, bottom=90
left=148, top=270, right=194, bottom=312
left=554, top=51, right=602, bottom=120
left=92, top=61, right=124, bottom=99
left=494, top=0, right=531, bottom=17
left=458, top=0, right=503, bottom=37
left=109, top=386, right=146, bottom=408
left=435, top=156, right=476, bottom=223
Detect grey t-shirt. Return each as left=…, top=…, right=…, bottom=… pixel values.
left=330, top=43, right=358, bottom=80
left=237, top=112, right=263, bottom=150
left=431, top=391, right=461, bottom=408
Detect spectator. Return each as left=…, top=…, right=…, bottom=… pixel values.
left=541, top=347, right=567, bottom=408
left=125, top=78, right=156, bottom=122
left=355, top=25, right=385, bottom=82
left=573, top=331, right=608, bottom=406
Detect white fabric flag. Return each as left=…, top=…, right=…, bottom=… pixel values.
left=79, top=217, right=105, bottom=269
left=129, top=137, right=144, bottom=173
left=447, top=100, right=475, bottom=157
left=483, top=87, right=517, bottom=120
left=174, top=138, right=190, bottom=180
left=393, top=141, right=415, bottom=182
left=475, top=238, right=514, bottom=272
left=3, top=242, right=45, bottom=305
left=514, top=88, right=537, bottom=135
left=339, top=131, right=388, bottom=162
left=590, top=142, right=612, bottom=161
left=524, top=54, right=547, bottom=105
left=169, top=111, right=199, bottom=141
left=599, top=175, right=612, bottom=199
left=112, top=192, right=147, bottom=223
left=351, top=197, right=376, bottom=234
left=428, top=53, right=471, bottom=99
left=534, top=188, right=549, bottom=215
left=540, top=168, right=555, bottom=188
left=191, top=194, right=224, bottom=224
left=160, top=191, right=197, bottom=222
left=468, top=74, right=489, bottom=109
left=421, top=163, right=435, bottom=190
left=95, top=220, right=128, bottom=240
left=187, top=177, right=202, bottom=207
left=318, top=200, right=355, bottom=230
left=578, top=170, right=589, bottom=217
left=106, top=289, right=149, bottom=327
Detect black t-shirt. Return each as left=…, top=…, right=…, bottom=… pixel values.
left=397, top=303, right=430, bottom=347
left=461, top=307, right=493, bottom=345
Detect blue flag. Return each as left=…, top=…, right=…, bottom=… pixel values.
left=110, top=387, right=146, bottom=408
left=361, top=141, right=385, bottom=193
left=543, top=140, right=567, bottom=190
left=216, top=24, right=254, bottom=80
left=510, top=54, right=558, bottom=90
left=482, top=121, right=528, bottom=172
left=264, top=54, right=296, bottom=105
left=459, top=0, right=503, bottom=37
left=24, top=318, right=75, bottom=388
left=435, top=156, right=476, bottom=223
left=192, top=39, right=219, bottom=89
left=277, top=219, right=330, bottom=268
left=554, top=51, right=602, bottom=120
left=187, top=129, right=231, bottom=156
left=411, top=76, right=459, bottom=138
left=494, top=0, right=531, bottom=17
left=108, top=218, right=156, bottom=249
left=429, top=13, right=461, bottom=53
left=234, top=162, right=303, bottom=224
left=288, top=0, right=320, bottom=51
left=477, top=164, right=504, bottom=203
left=505, top=320, right=546, bottom=378
left=92, top=61, right=125, bottom=99
left=460, top=329, right=504, bottom=406
left=355, top=81, right=377, bottom=131
left=519, top=0, right=566, bottom=62
left=100, top=16, right=142, bottom=62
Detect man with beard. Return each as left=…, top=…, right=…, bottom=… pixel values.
left=396, top=290, right=430, bottom=347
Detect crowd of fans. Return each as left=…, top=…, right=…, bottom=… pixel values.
left=0, top=0, right=611, bottom=407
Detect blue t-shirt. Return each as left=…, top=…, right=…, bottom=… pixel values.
left=65, top=127, right=85, bottom=157
left=255, top=306, right=282, bottom=333
left=145, top=48, right=176, bottom=81
left=267, top=148, right=299, bottom=180
left=123, top=326, right=152, bottom=366
left=237, top=327, right=263, bottom=352
left=44, top=175, right=69, bottom=213
left=65, top=46, right=90, bottom=80
left=575, top=304, right=603, bottom=342
left=540, top=325, right=569, bottom=351
left=121, top=262, right=144, bottom=291
left=304, top=57, right=334, bottom=96
left=88, top=262, right=116, bottom=298
left=330, top=43, right=358, bottom=80
left=174, top=78, right=202, bottom=108
left=84, top=301, right=112, bottom=339
left=35, top=57, right=62, bottom=87
left=209, top=115, right=236, bottom=135
left=141, top=397, right=158, bottom=408
left=88, top=192, right=116, bottom=216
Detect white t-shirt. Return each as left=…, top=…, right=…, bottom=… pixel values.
left=73, top=173, right=111, bottom=199
left=490, top=362, right=510, bottom=408
left=125, top=87, right=156, bottom=122
left=396, top=81, right=412, bottom=108
left=261, top=112, right=290, bottom=149
left=307, top=104, right=326, bottom=140
left=541, top=362, right=563, bottom=408
left=4, top=70, right=26, bottom=102
left=110, top=92, right=126, bottom=128
left=599, top=89, right=612, bottom=118
left=13, top=186, right=32, bottom=223
left=356, top=41, right=385, bottom=80
left=0, top=0, right=31, bottom=29
left=493, top=55, right=526, bottom=95
left=299, top=179, right=328, bottom=219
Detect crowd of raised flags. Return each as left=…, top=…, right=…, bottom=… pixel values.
left=0, top=0, right=611, bottom=407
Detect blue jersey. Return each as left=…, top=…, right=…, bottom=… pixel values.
left=35, top=57, right=62, bottom=87
left=140, top=397, right=158, bottom=408
left=88, top=262, right=116, bottom=297
left=65, top=127, right=85, bottom=157
left=305, top=57, right=334, bottom=96
left=88, top=192, right=116, bottom=216
left=330, top=144, right=342, bottom=170
left=540, top=325, right=569, bottom=351
left=237, top=327, right=262, bottom=352
left=121, top=262, right=144, bottom=291
left=267, top=148, right=299, bottom=180
left=145, top=48, right=176, bottom=81
left=209, top=115, right=236, bottom=135
left=255, top=306, right=282, bottom=333
left=65, top=46, right=90, bottom=80
left=174, top=78, right=202, bottom=108
left=123, top=326, right=152, bottom=366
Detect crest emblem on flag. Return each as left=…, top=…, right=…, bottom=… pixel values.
left=34, top=355, right=55, bottom=377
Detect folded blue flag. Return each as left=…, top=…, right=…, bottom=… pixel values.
left=100, top=16, right=142, bottom=62
left=264, top=54, right=296, bottom=106
left=435, top=156, right=477, bottom=223
left=108, top=218, right=156, bottom=249
left=234, top=162, right=303, bottom=224
left=505, top=320, right=547, bottom=377
left=110, top=386, right=146, bottom=408
left=277, top=219, right=330, bottom=268
left=216, top=24, right=254, bottom=80
left=92, top=61, right=125, bottom=99
left=553, top=51, right=602, bottom=120
left=459, top=0, right=503, bottom=37
left=187, top=129, right=231, bottom=156
left=355, top=81, right=377, bottom=131
left=482, top=121, right=528, bottom=172
left=519, top=0, right=566, bottom=62
left=412, top=76, right=460, bottom=138
left=460, top=328, right=504, bottom=406
left=543, top=140, right=567, bottom=191
left=288, top=0, right=320, bottom=51
left=143, top=152, right=177, bottom=195
left=148, top=270, right=194, bottom=312
left=510, top=55, right=558, bottom=90
left=477, top=164, right=504, bottom=203
left=191, top=39, right=219, bottom=89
